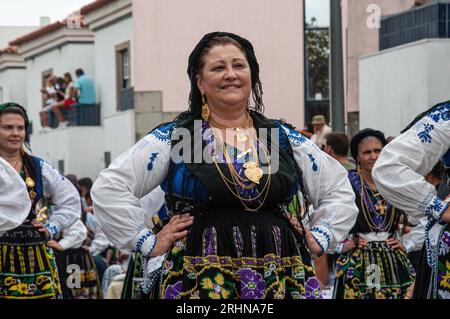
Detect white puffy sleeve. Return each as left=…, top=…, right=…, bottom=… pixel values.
left=401, top=214, right=427, bottom=253
left=41, top=160, right=81, bottom=239
left=0, top=157, right=30, bottom=235
left=59, top=219, right=87, bottom=250
left=91, top=123, right=173, bottom=256
left=372, top=104, right=450, bottom=222
left=281, top=125, right=358, bottom=252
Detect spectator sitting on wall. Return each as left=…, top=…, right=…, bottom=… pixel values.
left=39, top=76, right=58, bottom=128
left=49, top=72, right=77, bottom=129
left=75, top=68, right=96, bottom=105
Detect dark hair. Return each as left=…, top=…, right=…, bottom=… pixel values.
left=184, top=31, right=264, bottom=121
left=77, top=177, right=93, bottom=191
left=64, top=72, right=72, bottom=81
left=350, top=128, right=387, bottom=161
left=0, top=102, right=31, bottom=147
left=75, top=68, right=84, bottom=77
left=325, top=132, right=350, bottom=157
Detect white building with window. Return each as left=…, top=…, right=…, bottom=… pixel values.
left=10, top=21, right=105, bottom=178
left=83, top=0, right=135, bottom=163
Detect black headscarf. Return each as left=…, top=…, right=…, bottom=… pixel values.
left=185, top=31, right=264, bottom=119
left=350, top=128, right=387, bottom=161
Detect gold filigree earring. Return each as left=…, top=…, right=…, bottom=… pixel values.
left=201, top=95, right=210, bottom=121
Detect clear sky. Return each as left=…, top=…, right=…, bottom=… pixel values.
left=0, top=0, right=94, bottom=26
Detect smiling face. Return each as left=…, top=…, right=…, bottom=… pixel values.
left=0, top=113, right=26, bottom=154
left=357, top=137, right=383, bottom=173
left=196, top=44, right=252, bottom=113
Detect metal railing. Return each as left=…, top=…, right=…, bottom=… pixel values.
left=48, top=103, right=101, bottom=128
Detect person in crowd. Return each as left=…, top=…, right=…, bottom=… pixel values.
left=75, top=68, right=96, bottom=105
left=324, top=132, right=356, bottom=171
left=333, top=128, right=415, bottom=299
left=47, top=218, right=102, bottom=299
left=373, top=100, right=450, bottom=299
left=49, top=72, right=77, bottom=129
left=310, top=115, right=332, bottom=150
left=91, top=31, right=358, bottom=299
left=39, top=76, right=58, bottom=128
left=0, top=102, right=80, bottom=299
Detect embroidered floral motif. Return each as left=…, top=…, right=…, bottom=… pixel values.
left=425, top=197, right=447, bottom=221
left=441, top=231, right=450, bottom=248
left=165, top=281, right=182, bottom=299
left=304, top=277, right=322, bottom=299
left=200, top=274, right=232, bottom=299
left=240, top=268, right=266, bottom=299
left=150, top=122, right=174, bottom=143
left=307, top=154, right=318, bottom=172
left=417, top=103, right=450, bottom=143
left=147, top=152, right=159, bottom=171
left=418, top=123, right=434, bottom=143
left=438, top=272, right=450, bottom=290
left=283, top=125, right=306, bottom=146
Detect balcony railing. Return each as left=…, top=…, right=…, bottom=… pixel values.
left=380, top=1, right=450, bottom=50
left=48, top=103, right=101, bottom=128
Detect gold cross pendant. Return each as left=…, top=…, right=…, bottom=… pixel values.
left=375, top=200, right=387, bottom=215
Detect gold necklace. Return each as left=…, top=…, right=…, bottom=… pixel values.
left=211, top=127, right=272, bottom=212
left=208, top=112, right=251, bottom=143
left=359, top=174, right=395, bottom=232
left=8, top=156, right=21, bottom=172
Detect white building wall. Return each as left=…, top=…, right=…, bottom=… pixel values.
left=0, top=68, right=27, bottom=105
left=94, top=16, right=133, bottom=118
left=92, top=16, right=134, bottom=162
left=25, top=44, right=95, bottom=132
left=0, top=27, right=37, bottom=48
left=133, top=0, right=305, bottom=128
left=103, top=110, right=135, bottom=161
left=31, top=127, right=105, bottom=179
left=23, top=43, right=103, bottom=179
left=359, top=39, right=450, bottom=137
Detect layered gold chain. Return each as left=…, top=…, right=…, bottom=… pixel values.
left=208, top=115, right=272, bottom=212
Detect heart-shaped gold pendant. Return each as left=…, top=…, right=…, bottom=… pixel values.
left=243, top=161, right=263, bottom=184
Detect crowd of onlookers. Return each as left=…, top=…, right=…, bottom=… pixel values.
left=39, top=68, right=96, bottom=129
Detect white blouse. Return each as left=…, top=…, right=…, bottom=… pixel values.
left=40, top=160, right=82, bottom=239
left=372, top=105, right=450, bottom=222
left=0, top=157, right=30, bottom=235
left=91, top=122, right=358, bottom=257
left=59, top=219, right=88, bottom=250
left=372, top=103, right=450, bottom=266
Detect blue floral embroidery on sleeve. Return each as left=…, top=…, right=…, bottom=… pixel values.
left=425, top=197, right=447, bottom=221
left=147, top=152, right=159, bottom=171
left=417, top=103, right=450, bottom=143
left=287, top=129, right=307, bottom=146
left=418, top=123, right=434, bottom=143
left=308, top=154, right=318, bottom=172
left=149, top=122, right=175, bottom=144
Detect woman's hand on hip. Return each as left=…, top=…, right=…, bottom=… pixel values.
left=150, top=213, right=194, bottom=257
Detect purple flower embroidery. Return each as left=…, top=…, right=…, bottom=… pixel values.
left=165, top=281, right=182, bottom=299
left=240, top=268, right=266, bottom=299
left=347, top=267, right=355, bottom=278
left=441, top=231, right=450, bottom=248
left=304, top=277, right=322, bottom=299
